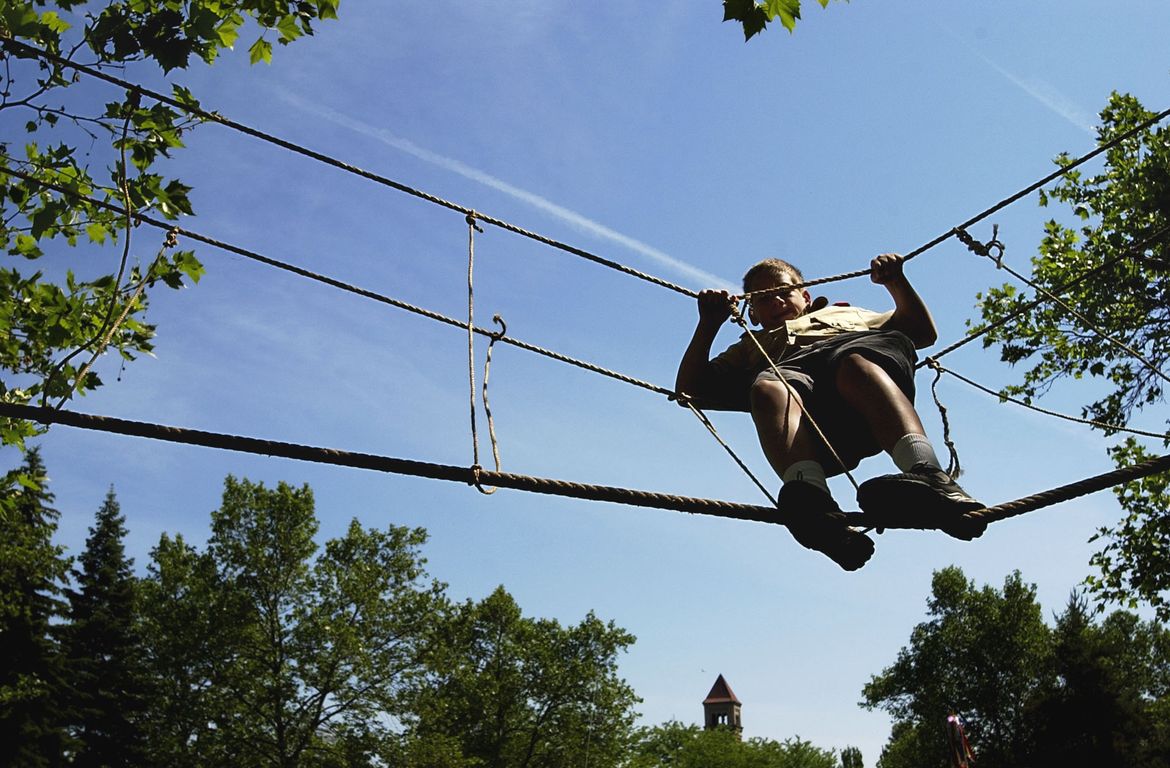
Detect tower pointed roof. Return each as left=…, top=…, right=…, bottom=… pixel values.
left=703, top=674, right=741, bottom=704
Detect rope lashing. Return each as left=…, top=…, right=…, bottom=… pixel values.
left=925, top=360, right=963, bottom=478
left=0, top=403, right=786, bottom=523
left=0, top=163, right=676, bottom=399
left=0, top=38, right=695, bottom=298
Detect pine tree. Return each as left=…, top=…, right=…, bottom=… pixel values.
left=63, top=487, right=149, bottom=768
left=0, top=447, right=70, bottom=766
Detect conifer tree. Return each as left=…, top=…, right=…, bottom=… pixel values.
left=0, top=447, right=70, bottom=766
left=62, top=487, right=149, bottom=768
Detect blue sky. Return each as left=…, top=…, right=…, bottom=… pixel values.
left=9, top=1, right=1170, bottom=761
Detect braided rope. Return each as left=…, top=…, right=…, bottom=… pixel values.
left=956, top=227, right=1170, bottom=388
left=920, top=224, right=1170, bottom=368
left=0, top=164, right=676, bottom=399
left=9, top=38, right=1167, bottom=306
left=465, top=213, right=498, bottom=494
left=680, top=398, right=777, bottom=506
left=0, top=403, right=786, bottom=524
left=966, top=451, right=1170, bottom=524
left=926, top=360, right=1170, bottom=441
left=0, top=38, right=696, bottom=298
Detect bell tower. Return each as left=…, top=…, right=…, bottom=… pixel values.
left=702, top=674, right=742, bottom=737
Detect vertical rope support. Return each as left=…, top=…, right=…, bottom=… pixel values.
left=481, top=315, right=506, bottom=480
left=926, top=359, right=962, bottom=478
left=729, top=303, right=861, bottom=491
left=465, top=213, right=496, bottom=494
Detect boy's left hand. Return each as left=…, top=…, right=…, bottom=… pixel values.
left=870, top=252, right=906, bottom=285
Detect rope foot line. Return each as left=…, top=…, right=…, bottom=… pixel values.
left=0, top=403, right=782, bottom=523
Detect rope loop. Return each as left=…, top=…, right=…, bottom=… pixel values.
left=470, top=463, right=495, bottom=495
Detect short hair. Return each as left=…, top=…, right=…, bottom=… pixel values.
left=742, top=258, right=804, bottom=291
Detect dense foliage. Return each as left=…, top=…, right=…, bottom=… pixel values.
left=0, top=0, right=341, bottom=450
left=864, top=566, right=1170, bottom=768
left=974, top=93, right=1170, bottom=619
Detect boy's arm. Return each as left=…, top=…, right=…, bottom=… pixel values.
left=675, top=289, right=734, bottom=399
left=871, top=252, right=938, bottom=348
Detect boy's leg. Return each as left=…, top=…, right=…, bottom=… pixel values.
left=833, top=353, right=985, bottom=539
left=750, top=375, right=874, bottom=570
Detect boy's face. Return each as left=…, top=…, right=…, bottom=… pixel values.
left=745, top=271, right=811, bottom=330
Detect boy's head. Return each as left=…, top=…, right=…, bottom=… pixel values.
left=742, top=258, right=811, bottom=329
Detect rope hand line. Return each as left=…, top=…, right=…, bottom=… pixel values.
left=920, top=224, right=1170, bottom=368
left=0, top=37, right=696, bottom=298
left=4, top=40, right=1170, bottom=529
left=6, top=402, right=1170, bottom=532
left=6, top=38, right=1168, bottom=307
left=956, top=226, right=1170, bottom=389
left=0, top=162, right=675, bottom=398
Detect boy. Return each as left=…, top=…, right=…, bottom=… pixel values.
left=675, top=253, right=984, bottom=570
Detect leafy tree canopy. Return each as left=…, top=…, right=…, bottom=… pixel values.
left=629, top=720, right=841, bottom=768
left=973, top=93, right=1170, bottom=619
left=0, top=0, right=342, bottom=448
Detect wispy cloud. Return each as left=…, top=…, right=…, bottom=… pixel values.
left=940, top=24, right=1096, bottom=136
left=273, top=88, right=735, bottom=291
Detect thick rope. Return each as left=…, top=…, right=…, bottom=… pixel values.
left=0, top=163, right=676, bottom=399
left=0, top=403, right=786, bottom=523
left=0, top=38, right=696, bottom=298
left=9, top=402, right=1168, bottom=533
left=965, top=451, right=1170, bottom=524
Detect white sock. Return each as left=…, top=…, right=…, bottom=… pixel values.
left=782, top=460, right=829, bottom=493
left=891, top=434, right=941, bottom=472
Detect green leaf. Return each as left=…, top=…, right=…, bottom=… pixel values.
left=248, top=37, right=273, bottom=65
left=14, top=234, right=43, bottom=259
left=275, top=14, right=303, bottom=43
left=85, top=222, right=109, bottom=244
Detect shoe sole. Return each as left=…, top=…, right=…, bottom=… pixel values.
left=857, top=476, right=987, bottom=541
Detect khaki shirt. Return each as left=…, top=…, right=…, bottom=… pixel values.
left=711, top=305, right=893, bottom=376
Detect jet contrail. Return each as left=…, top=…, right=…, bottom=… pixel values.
left=275, top=88, right=735, bottom=291
left=939, top=23, right=1096, bottom=136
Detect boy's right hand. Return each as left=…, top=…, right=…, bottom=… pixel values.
left=697, top=289, right=734, bottom=325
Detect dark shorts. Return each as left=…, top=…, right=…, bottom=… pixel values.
left=709, top=330, right=918, bottom=475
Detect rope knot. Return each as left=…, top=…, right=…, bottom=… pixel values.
left=466, top=212, right=484, bottom=233
left=163, top=226, right=179, bottom=249
left=954, top=225, right=1005, bottom=268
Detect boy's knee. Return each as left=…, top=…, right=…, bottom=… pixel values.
left=749, top=377, right=793, bottom=413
